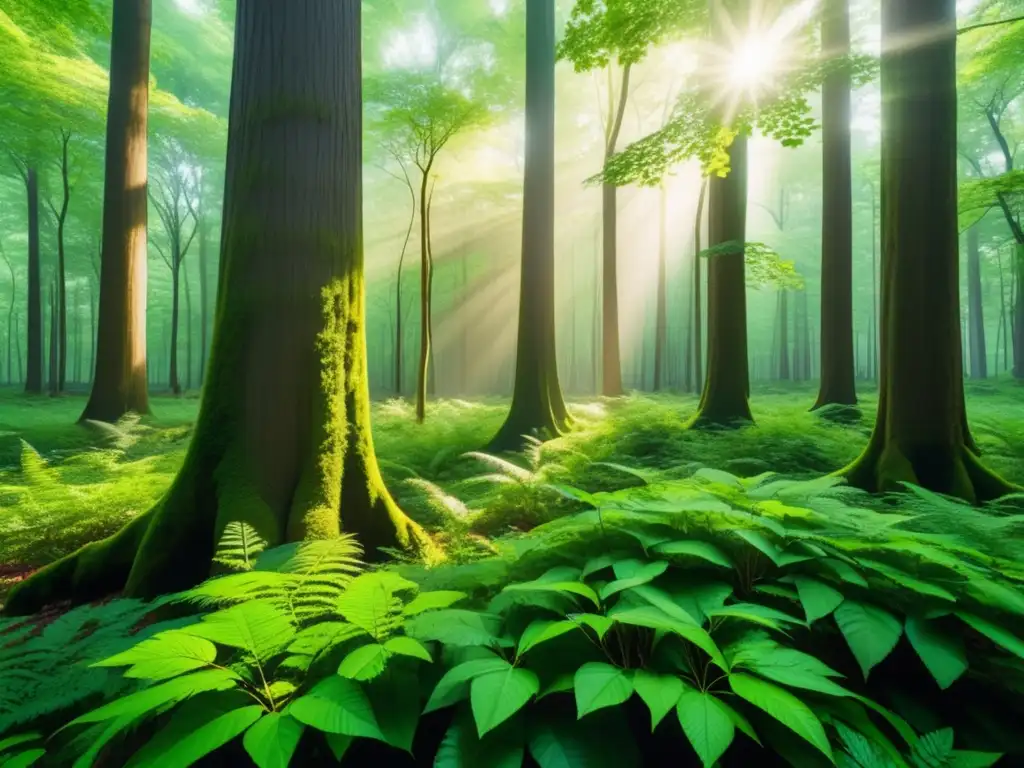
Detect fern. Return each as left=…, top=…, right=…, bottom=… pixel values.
left=213, top=522, right=268, bottom=572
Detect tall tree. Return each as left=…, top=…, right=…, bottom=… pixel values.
left=813, top=0, right=857, bottom=409
left=4, top=0, right=426, bottom=614
left=842, top=0, right=1014, bottom=500
left=80, top=0, right=152, bottom=423
left=490, top=0, right=569, bottom=451
left=45, top=128, right=74, bottom=394
left=966, top=225, right=988, bottom=378
left=13, top=163, right=43, bottom=394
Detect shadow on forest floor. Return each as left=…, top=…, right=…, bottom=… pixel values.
left=1, top=380, right=1023, bottom=594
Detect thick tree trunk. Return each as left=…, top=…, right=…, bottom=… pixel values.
left=692, top=131, right=753, bottom=427
left=4, top=0, right=427, bottom=616
left=653, top=183, right=668, bottom=391
left=813, top=0, right=857, bottom=409
left=967, top=226, right=987, bottom=379
left=25, top=168, right=43, bottom=394
left=842, top=0, right=1014, bottom=501
left=490, top=0, right=568, bottom=451
left=80, top=0, right=151, bottom=422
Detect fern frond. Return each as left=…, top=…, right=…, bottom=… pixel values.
left=461, top=452, right=534, bottom=482
left=406, top=478, right=472, bottom=519
left=213, top=522, right=268, bottom=572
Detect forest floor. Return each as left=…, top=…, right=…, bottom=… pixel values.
left=2, top=381, right=1023, bottom=603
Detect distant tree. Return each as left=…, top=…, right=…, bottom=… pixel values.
left=5, top=0, right=428, bottom=615
left=490, top=0, right=569, bottom=451
left=842, top=0, right=1016, bottom=501
left=81, top=0, right=153, bottom=423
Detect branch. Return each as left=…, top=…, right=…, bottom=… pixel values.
left=150, top=238, right=172, bottom=272
left=957, top=14, right=1024, bottom=35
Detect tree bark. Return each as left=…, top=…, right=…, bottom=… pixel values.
left=169, top=262, right=181, bottom=395
left=1014, top=245, right=1024, bottom=379
left=4, top=0, right=427, bottom=616
left=47, top=277, right=58, bottom=397
left=778, top=289, right=790, bottom=380
left=813, top=0, right=857, bottom=408
left=490, top=0, right=568, bottom=451
left=198, top=203, right=210, bottom=386
left=24, top=168, right=43, bottom=394
left=415, top=164, right=433, bottom=422
left=3, top=254, right=14, bottom=386
left=184, top=261, right=193, bottom=391
left=842, top=0, right=1014, bottom=501
left=692, top=179, right=708, bottom=394
left=80, top=0, right=151, bottom=422
left=966, top=225, right=987, bottom=379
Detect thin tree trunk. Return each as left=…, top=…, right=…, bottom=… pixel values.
left=692, top=179, right=708, bottom=393
left=184, top=260, right=193, bottom=391
left=81, top=0, right=151, bottom=422
left=197, top=207, right=209, bottom=386
left=870, top=180, right=878, bottom=380
left=1014, top=245, right=1024, bottom=379
left=25, top=168, right=43, bottom=394
left=813, top=0, right=857, bottom=408
left=73, top=285, right=82, bottom=385
left=3, top=254, right=14, bottom=386
left=779, top=289, right=791, bottom=380
left=53, top=130, right=73, bottom=394
left=653, top=182, right=668, bottom=390
left=415, top=163, right=433, bottom=422
left=967, top=225, right=987, bottom=378
left=843, top=0, right=1012, bottom=500
left=169, top=262, right=181, bottom=395
left=47, top=278, right=58, bottom=397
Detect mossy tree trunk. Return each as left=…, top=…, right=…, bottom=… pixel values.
left=813, top=0, right=857, bottom=409
left=80, top=0, right=151, bottom=423
left=490, top=0, right=568, bottom=451
left=841, top=0, right=1014, bottom=501
left=4, top=0, right=426, bottom=616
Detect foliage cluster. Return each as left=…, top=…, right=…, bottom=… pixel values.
left=4, top=464, right=1024, bottom=766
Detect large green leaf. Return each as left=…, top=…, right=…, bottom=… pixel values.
left=731, top=642, right=850, bottom=698
left=383, top=636, right=432, bottom=662
left=424, top=656, right=511, bottom=713
left=632, top=670, right=685, bottom=731
left=125, top=694, right=263, bottom=767
left=599, top=561, right=669, bottom=600
left=574, top=662, right=634, bottom=718
left=401, top=591, right=467, bottom=616
left=734, top=530, right=782, bottom=565
left=905, top=616, right=967, bottom=690
left=527, top=711, right=638, bottom=768
left=470, top=666, right=540, bottom=737
left=857, top=560, right=956, bottom=602
left=834, top=602, right=902, bottom=679
left=287, top=622, right=362, bottom=656
left=288, top=676, right=383, bottom=740
left=502, top=579, right=600, bottom=607
left=434, top=711, right=524, bottom=768
left=609, top=605, right=727, bottom=670
left=652, top=540, right=734, bottom=569
left=365, top=666, right=422, bottom=754
left=794, top=577, right=845, bottom=624
left=708, top=603, right=805, bottom=631
left=957, top=612, right=1024, bottom=660
left=517, top=620, right=580, bottom=657
left=405, top=609, right=504, bottom=647
left=93, top=631, right=217, bottom=681
left=337, top=572, right=418, bottom=640
left=675, top=690, right=735, bottom=767
left=729, top=673, right=833, bottom=761
left=180, top=601, right=295, bottom=660
left=337, top=644, right=389, bottom=681
left=627, top=584, right=701, bottom=626
left=2, top=749, right=45, bottom=768
left=242, top=713, right=305, bottom=768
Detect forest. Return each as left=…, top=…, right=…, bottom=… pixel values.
left=1, top=0, right=1024, bottom=765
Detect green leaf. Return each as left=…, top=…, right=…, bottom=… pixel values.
left=794, top=577, right=845, bottom=624
left=288, top=676, right=383, bottom=740
left=582, top=555, right=618, bottom=578
left=599, top=561, right=669, bottom=600
left=68, top=669, right=239, bottom=727
left=675, top=690, right=735, bottom=767
left=834, top=602, right=903, bottom=679
left=527, top=710, right=638, bottom=768
left=729, top=673, right=833, bottom=761
left=574, top=662, right=634, bottom=718
left=632, top=670, right=685, bottom=731
left=0, top=735, right=41, bottom=754
left=242, top=713, right=305, bottom=768
left=337, top=571, right=418, bottom=640
left=626, top=584, right=701, bottom=625
left=708, top=603, right=805, bottom=631
left=957, top=612, right=1024, bottom=660
left=125, top=696, right=263, bottom=768
left=570, top=613, right=614, bottom=639
left=93, top=631, right=217, bottom=681
left=401, top=590, right=467, bottom=615
left=325, top=734, right=352, bottom=761
left=609, top=605, right=727, bottom=670
left=383, top=636, right=433, bottom=662
left=471, top=666, right=540, bottom=737
left=502, top=579, right=600, bottom=607
left=424, top=656, right=511, bottom=713
left=905, top=616, right=968, bottom=690
left=434, top=710, right=524, bottom=768
left=857, top=560, right=957, bottom=602
left=734, top=530, right=782, bottom=565
left=715, top=698, right=761, bottom=745
left=911, top=728, right=954, bottom=766
left=517, top=619, right=579, bottom=656
left=652, top=540, right=734, bottom=569
left=365, top=666, right=422, bottom=753
left=1, top=749, right=45, bottom=768
left=822, top=559, right=869, bottom=588
left=539, top=673, right=575, bottom=699
left=287, top=622, right=362, bottom=656
left=730, top=640, right=851, bottom=697
left=338, top=643, right=389, bottom=681
left=180, top=601, right=295, bottom=660
left=406, top=609, right=503, bottom=647
left=964, top=578, right=1024, bottom=617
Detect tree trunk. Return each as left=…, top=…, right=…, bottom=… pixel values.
left=842, top=0, right=1013, bottom=501
left=692, top=130, right=753, bottom=426
left=4, top=0, right=427, bottom=616
left=80, top=0, right=151, bottom=422
left=54, top=131, right=72, bottom=394
left=869, top=181, right=878, bottom=381
left=1014, top=245, right=1024, bottom=379
left=73, top=285, right=82, bottom=385
left=813, top=0, right=857, bottom=409
left=692, top=179, right=708, bottom=394
left=415, top=165, right=432, bottom=422
left=47, top=278, right=58, bottom=397
left=198, top=207, right=210, bottom=386
left=490, top=0, right=568, bottom=451
left=169, top=261, right=181, bottom=395
left=653, top=183, right=668, bottom=391
left=25, top=168, right=43, bottom=394
left=184, top=261, right=193, bottom=391
left=779, top=289, right=790, bottom=380
left=4, top=255, right=14, bottom=386
left=967, top=225, right=987, bottom=379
